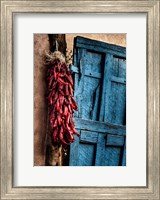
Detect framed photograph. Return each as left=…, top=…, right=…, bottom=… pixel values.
left=1, top=0, right=159, bottom=199
left=34, top=33, right=127, bottom=167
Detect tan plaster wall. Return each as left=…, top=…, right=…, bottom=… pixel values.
left=66, top=34, right=126, bottom=52
left=34, top=34, right=49, bottom=166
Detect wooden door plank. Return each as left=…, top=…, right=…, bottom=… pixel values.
left=74, top=36, right=126, bottom=57
left=118, top=58, right=126, bottom=78
left=106, top=135, right=125, bottom=147
left=73, top=49, right=86, bottom=118
left=122, top=139, right=126, bottom=166
left=81, top=51, right=102, bottom=120
left=110, top=57, right=126, bottom=125
left=95, top=133, right=106, bottom=166
left=74, top=50, right=102, bottom=121
left=103, top=56, right=126, bottom=125
left=79, top=143, right=96, bottom=166
left=74, top=118, right=126, bottom=136
left=110, top=82, right=126, bottom=125
left=111, top=76, right=126, bottom=84
left=113, top=56, right=119, bottom=76
left=99, top=53, right=113, bottom=122
left=105, top=147, right=121, bottom=166
left=73, top=48, right=79, bottom=118
left=80, top=131, right=98, bottom=143
left=91, top=84, right=100, bottom=121
left=82, top=76, right=100, bottom=120
left=69, top=129, right=80, bottom=166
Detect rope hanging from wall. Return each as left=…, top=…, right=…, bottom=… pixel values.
left=46, top=51, right=80, bottom=145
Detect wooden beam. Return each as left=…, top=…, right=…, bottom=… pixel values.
left=74, top=118, right=126, bottom=136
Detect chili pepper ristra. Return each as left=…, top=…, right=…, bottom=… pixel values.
left=46, top=51, right=80, bottom=145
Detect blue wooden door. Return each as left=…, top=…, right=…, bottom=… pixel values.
left=69, top=36, right=126, bottom=166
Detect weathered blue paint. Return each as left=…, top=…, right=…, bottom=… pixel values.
left=74, top=36, right=126, bottom=57
left=122, top=138, right=126, bottom=166
left=79, top=143, right=96, bottom=166
left=69, top=36, right=126, bottom=166
left=74, top=118, right=126, bottom=136
left=95, top=134, right=106, bottom=166
left=106, top=135, right=125, bottom=147
left=105, top=147, right=121, bottom=166
left=80, top=131, right=98, bottom=143
left=69, top=130, right=80, bottom=166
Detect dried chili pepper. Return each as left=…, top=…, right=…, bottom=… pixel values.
left=57, top=77, right=68, bottom=85
left=46, top=52, right=79, bottom=145
left=65, top=74, right=73, bottom=85
left=64, top=84, right=69, bottom=96
left=63, top=105, right=68, bottom=116
left=68, top=84, right=73, bottom=95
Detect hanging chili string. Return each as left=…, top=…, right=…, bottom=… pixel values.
left=46, top=51, right=80, bottom=145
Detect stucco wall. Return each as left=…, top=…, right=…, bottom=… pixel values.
left=34, top=34, right=49, bottom=166
left=66, top=34, right=126, bottom=52
left=34, top=34, right=126, bottom=166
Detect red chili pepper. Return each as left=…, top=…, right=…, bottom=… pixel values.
left=64, top=84, right=69, bottom=96
left=68, top=104, right=72, bottom=113
left=70, top=103, right=78, bottom=111
left=66, top=112, right=70, bottom=124
left=53, top=68, right=57, bottom=80
left=72, top=128, right=80, bottom=137
left=49, top=88, right=55, bottom=98
left=66, top=122, right=71, bottom=131
left=66, top=131, right=74, bottom=142
left=51, top=81, right=57, bottom=90
left=71, top=96, right=77, bottom=106
left=59, top=95, right=64, bottom=106
left=59, top=127, right=68, bottom=145
left=70, top=119, right=75, bottom=129
left=59, top=106, right=63, bottom=114
left=58, top=82, right=64, bottom=90
left=46, top=58, right=79, bottom=145
left=57, top=63, right=61, bottom=72
left=64, top=98, right=70, bottom=105
left=52, top=118, right=58, bottom=128
left=59, top=90, right=65, bottom=96
left=63, top=105, right=68, bottom=116
left=48, top=97, right=53, bottom=105
left=52, top=91, right=58, bottom=105
left=68, top=84, right=73, bottom=95
left=56, top=99, right=60, bottom=112
left=65, top=74, right=73, bottom=85
left=52, top=128, right=58, bottom=142
left=49, top=113, right=55, bottom=123
left=57, top=114, right=62, bottom=125
left=57, top=77, right=68, bottom=85
left=48, top=75, right=54, bottom=88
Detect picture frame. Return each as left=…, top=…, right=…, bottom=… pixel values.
left=1, top=0, right=159, bottom=199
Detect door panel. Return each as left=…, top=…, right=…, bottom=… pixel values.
left=79, top=143, right=96, bottom=166
left=105, top=147, right=121, bottom=166
left=69, top=36, right=126, bottom=166
left=82, top=76, right=100, bottom=120
left=101, top=54, right=126, bottom=125
left=109, top=82, right=126, bottom=125
left=99, top=53, right=113, bottom=122
left=84, top=51, right=102, bottom=73
left=74, top=51, right=103, bottom=121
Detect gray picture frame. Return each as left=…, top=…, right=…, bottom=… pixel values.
left=1, top=1, right=160, bottom=199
